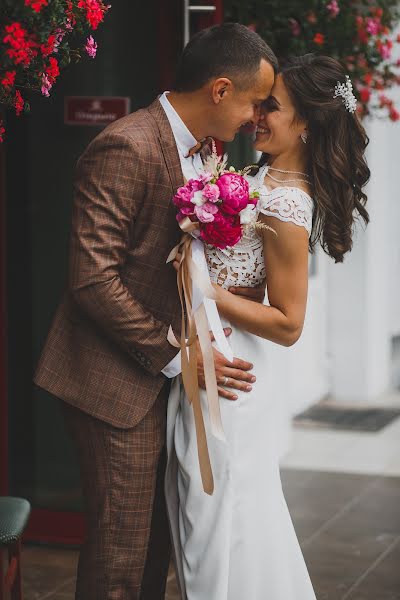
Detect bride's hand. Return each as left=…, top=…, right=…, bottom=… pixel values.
left=197, top=329, right=256, bottom=401
left=171, top=259, right=256, bottom=399
left=228, top=280, right=266, bottom=303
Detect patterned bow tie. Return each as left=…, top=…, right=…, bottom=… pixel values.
left=186, top=137, right=212, bottom=158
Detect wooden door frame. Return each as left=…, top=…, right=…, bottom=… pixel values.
left=0, top=139, right=8, bottom=497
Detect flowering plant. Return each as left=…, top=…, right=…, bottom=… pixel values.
left=173, top=145, right=259, bottom=249
left=225, top=0, right=400, bottom=121
left=0, top=0, right=111, bottom=141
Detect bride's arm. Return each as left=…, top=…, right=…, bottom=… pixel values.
left=213, top=214, right=309, bottom=346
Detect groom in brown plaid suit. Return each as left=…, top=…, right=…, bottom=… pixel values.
left=35, top=23, right=276, bottom=599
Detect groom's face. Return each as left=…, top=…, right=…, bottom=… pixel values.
left=211, top=59, right=275, bottom=142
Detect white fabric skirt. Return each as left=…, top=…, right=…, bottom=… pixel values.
left=165, top=322, right=317, bottom=600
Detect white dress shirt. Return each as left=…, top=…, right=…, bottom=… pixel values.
left=159, top=92, right=203, bottom=377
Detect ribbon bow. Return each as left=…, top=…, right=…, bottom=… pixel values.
left=167, top=217, right=233, bottom=495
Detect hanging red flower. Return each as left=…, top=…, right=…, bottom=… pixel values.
left=77, top=0, right=107, bottom=30
left=24, top=0, right=49, bottom=13
left=1, top=71, right=16, bottom=90
left=14, top=90, right=24, bottom=116
left=313, top=32, right=325, bottom=45
left=40, top=34, right=57, bottom=57
left=0, top=0, right=111, bottom=141
left=46, top=57, right=60, bottom=81
left=389, top=107, right=399, bottom=121
left=359, top=88, right=371, bottom=103
left=3, top=22, right=39, bottom=67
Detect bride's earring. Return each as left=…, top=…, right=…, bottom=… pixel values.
left=301, top=132, right=308, bottom=144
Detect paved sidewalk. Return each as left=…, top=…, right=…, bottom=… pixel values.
left=283, top=397, right=400, bottom=477
left=20, top=469, right=400, bottom=600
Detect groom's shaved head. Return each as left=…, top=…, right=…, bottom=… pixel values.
left=174, top=23, right=278, bottom=93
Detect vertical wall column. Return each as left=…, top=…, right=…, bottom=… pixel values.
left=326, top=118, right=393, bottom=403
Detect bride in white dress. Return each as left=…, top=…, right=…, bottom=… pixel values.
left=165, top=55, right=370, bottom=599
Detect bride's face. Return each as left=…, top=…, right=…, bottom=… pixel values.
left=253, top=74, right=306, bottom=156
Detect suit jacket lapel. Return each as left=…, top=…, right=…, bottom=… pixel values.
left=147, top=98, right=185, bottom=193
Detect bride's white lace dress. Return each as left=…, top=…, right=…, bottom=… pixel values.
left=165, top=165, right=317, bottom=600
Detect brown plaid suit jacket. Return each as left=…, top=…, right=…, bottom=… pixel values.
left=34, top=98, right=192, bottom=428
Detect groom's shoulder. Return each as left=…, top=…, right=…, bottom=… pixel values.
left=93, top=98, right=161, bottom=149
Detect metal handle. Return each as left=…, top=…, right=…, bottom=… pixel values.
left=183, top=0, right=216, bottom=46
left=189, top=5, right=217, bottom=10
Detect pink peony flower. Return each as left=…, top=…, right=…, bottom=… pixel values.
left=173, top=184, right=194, bottom=209
left=200, top=212, right=242, bottom=249
left=197, top=172, right=213, bottom=185
left=176, top=207, right=194, bottom=221
left=217, top=173, right=250, bottom=216
left=85, top=35, right=97, bottom=58
left=202, top=183, right=220, bottom=202
left=186, top=178, right=204, bottom=192
left=195, top=202, right=218, bottom=223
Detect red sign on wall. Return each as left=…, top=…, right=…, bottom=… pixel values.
left=64, top=96, right=130, bottom=126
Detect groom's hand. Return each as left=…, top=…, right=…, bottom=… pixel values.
left=228, top=280, right=266, bottom=303
left=197, top=328, right=256, bottom=401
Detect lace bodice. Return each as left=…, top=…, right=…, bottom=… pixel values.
left=205, top=166, right=314, bottom=289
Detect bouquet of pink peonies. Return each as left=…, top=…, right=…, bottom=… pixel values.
left=167, top=147, right=263, bottom=495
left=172, top=148, right=259, bottom=249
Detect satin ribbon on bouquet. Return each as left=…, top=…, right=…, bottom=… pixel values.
left=166, top=217, right=234, bottom=495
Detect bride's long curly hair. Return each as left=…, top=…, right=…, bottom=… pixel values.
left=258, top=54, right=370, bottom=263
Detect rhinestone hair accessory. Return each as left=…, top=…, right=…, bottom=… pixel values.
left=333, top=75, right=357, bottom=113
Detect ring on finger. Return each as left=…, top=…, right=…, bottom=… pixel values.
left=222, top=375, right=229, bottom=386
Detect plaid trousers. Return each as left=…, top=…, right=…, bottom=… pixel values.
left=62, top=381, right=171, bottom=599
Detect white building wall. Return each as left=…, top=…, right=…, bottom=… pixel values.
left=286, top=251, right=330, bottom=416
left=326, top=113, right=399, bottom=403
left=277, top=111, right=399, bottom=425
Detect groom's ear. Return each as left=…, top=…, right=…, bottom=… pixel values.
left=212, top=78, right=233, bottom=104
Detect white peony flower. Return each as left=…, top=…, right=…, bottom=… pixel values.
left=239, top=204, right=257, bottom=225
left=191, top=190, right=207, bottom=206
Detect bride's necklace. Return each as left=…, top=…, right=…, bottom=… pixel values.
left=265, top=165, right=310, bottom=185
left=269, top=166, right=310, bottom=177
